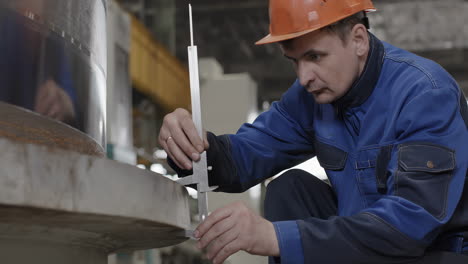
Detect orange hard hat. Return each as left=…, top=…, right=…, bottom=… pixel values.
left=256, top=0, right=376, bottom=45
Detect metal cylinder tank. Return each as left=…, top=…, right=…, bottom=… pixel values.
left=0, top=0, right=107, bottom=152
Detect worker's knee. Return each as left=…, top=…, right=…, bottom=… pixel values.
left=264, top=169, right=328, bottom=221
left=265, top=169, right=321, bottom=209
left=265, top=169, right=324, bottom=198
left=267, top=169, right=301, bottom=195
left=264, top=169, right=337, bottom=221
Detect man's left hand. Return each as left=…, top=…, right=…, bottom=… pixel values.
left=195, top=201, right=280, bottom=263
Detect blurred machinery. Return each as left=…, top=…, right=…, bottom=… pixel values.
left=106, top=0, right=135, bottom=164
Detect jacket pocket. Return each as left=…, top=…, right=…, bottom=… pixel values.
left=395, top=142, right=455, bottom=220
left=314, top=139, right=347, bottom=171
left=355, top=147, right=380, bottom=207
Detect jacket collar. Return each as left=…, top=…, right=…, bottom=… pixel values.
left=332, top=33, right=385, bottom=112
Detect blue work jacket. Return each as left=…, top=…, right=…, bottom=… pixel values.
left=172, top=34, right=468, bottom=263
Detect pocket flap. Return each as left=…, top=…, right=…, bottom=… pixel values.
left=398, top=143, right=455, bottom=173
left=314, top=139, right=347, bottom=171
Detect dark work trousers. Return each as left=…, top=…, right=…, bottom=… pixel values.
left=264, top=169, right=337, bottom=264
left=263, top=169, right=468, bottom=264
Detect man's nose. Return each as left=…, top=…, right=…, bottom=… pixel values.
left=297, top=63, right=316, bottom=87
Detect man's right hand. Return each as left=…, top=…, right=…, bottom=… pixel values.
left=158, top=108, right=209, bottom=170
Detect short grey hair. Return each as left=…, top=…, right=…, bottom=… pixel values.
left=322, top=11, right=368, bottom=43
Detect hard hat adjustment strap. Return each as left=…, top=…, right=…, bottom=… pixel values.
left=362, top=12, right=370, bottom=30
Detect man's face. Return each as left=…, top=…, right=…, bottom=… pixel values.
left=281, top=28, right=366, bottom=104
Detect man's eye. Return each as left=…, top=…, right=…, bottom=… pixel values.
left=290, top=60, right=298, bottom=67
left=307, top=54, right=321, bottom=61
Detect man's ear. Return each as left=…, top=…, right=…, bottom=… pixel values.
left=351, top=24, right=369, bottom=57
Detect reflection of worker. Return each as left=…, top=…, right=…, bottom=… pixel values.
left=0, top=6, right=77, bottom=124
left=34, top=79, right=76, bottom=123
left=160, top=0, right=468, bottom=263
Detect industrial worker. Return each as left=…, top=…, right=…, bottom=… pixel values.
left=159, top=0, right=468, bottom=263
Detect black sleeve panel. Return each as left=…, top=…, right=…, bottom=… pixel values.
left=167, top=132, right=244, bottom=192
left=298, top=212, right=428, bottom=264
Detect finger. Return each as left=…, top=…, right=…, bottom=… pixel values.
left=166, top=136, right=193, bottom=170
left=37, top=92, right=56, bottom=115
left=34, top=85, right=50, bottom=114
left=164, top=141, right=185, bottom=169
left=43, top=83, right=61, bottom=114
left=198, top=215, right=235, bottom=249
left=34, top=86, right=46, bottom=110
left=158, top=129, right=187, bottom=170
left=205, top=225, right=238, bottom=260
left=46, top=93, right=62, bottom=116
left=172, top=108, right=204, bottom=152
left=196, top=206, right=232, bottom=238
left=36, top=80, right=58, bottom=113
left=212, top=240, right=241, bottom=264
left=203, top=130, right=210, bottom=149
left=36, top=79, right=54, bottom=101
left=57, top=88, right=75, bottom=118
left=180, top=116, right=204, bottom=153
left=162, top=112, right=201, bottom=162
left=169, top=124, right=202, bottom=162
left=158, top=132, right=185, bottom=169
left=158, top=127, right=170, bottom=147
left=47, top=103, right=62, bottom=120
left=158, top=127, right=171, bottom=153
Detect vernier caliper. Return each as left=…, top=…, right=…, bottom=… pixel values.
left=177, top=4, right=217, bottom=237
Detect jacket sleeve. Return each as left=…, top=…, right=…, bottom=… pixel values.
left=169, top=81, right=317, bottom=193
left=293, top=87, right=468, bottom=263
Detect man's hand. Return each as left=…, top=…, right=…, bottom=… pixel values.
left=158, top=108, right=209, bottom=170
left=34, top=79, right=75, bottom=123
left=195, top=201, right=280, bottom=264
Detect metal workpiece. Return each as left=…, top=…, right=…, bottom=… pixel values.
left=0, top=0, right=107, bottom=148
left=0, top=137, right=191, bottom=263
left=0, top=102, right=104, bottom=156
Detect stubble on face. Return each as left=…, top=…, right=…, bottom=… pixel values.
left=281, top=27, right=368, bottom=104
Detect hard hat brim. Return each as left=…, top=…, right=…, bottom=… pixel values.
left=255, top=28, right=318, bottom=45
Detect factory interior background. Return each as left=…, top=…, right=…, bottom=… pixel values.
left=0, top=0, right=467, bottom=263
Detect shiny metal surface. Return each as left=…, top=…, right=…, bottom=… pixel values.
left=0, top=0, right=107, bottom=148
left=0, top=102, right=104, bottom=156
